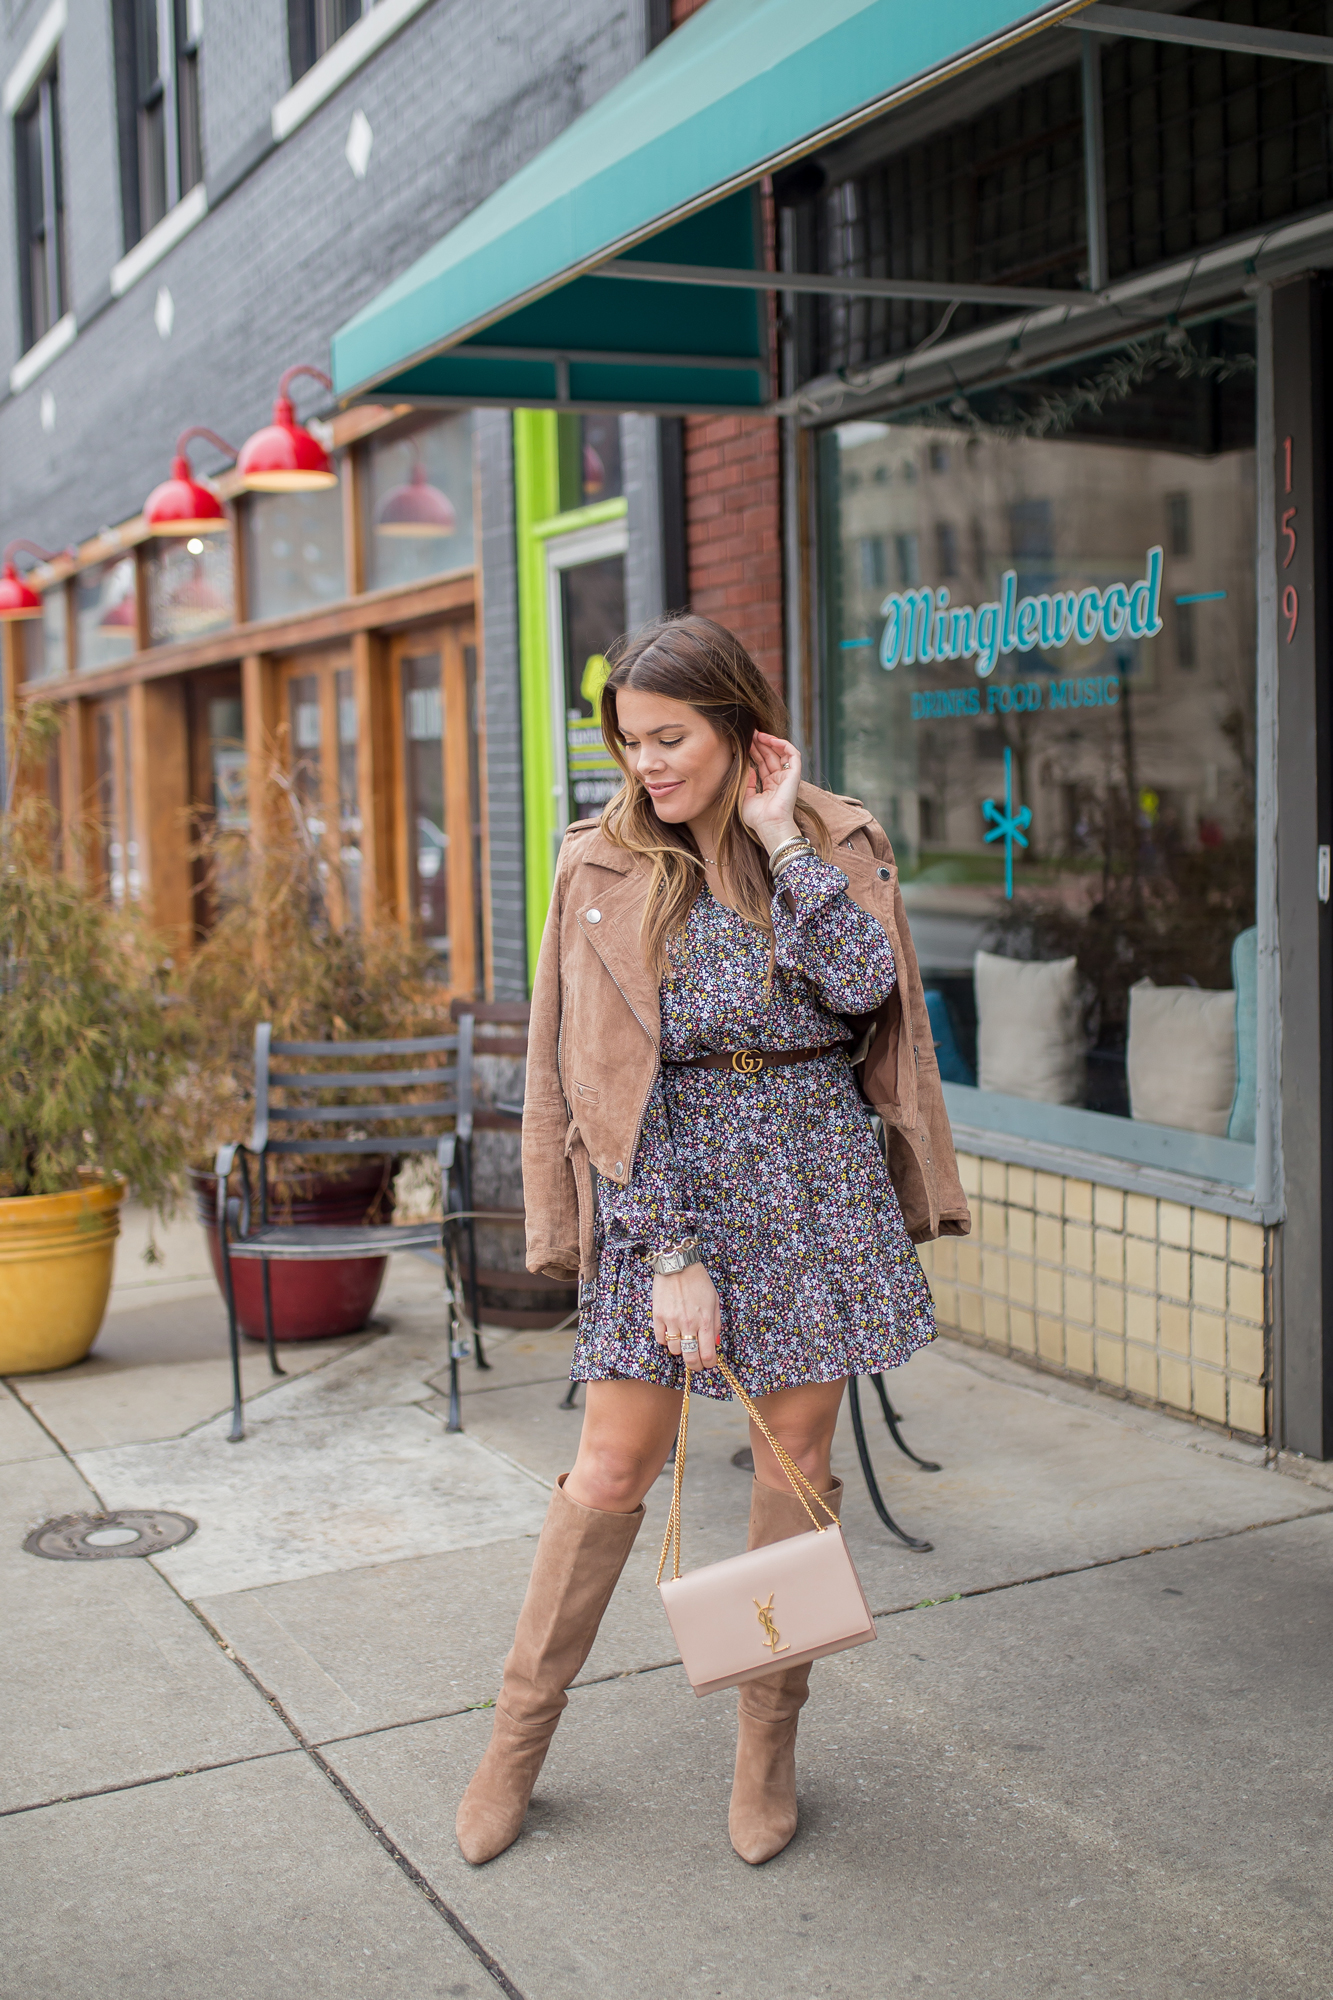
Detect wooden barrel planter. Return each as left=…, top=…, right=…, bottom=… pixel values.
left=471, top=1206, right=579, bottom=1329
left=189, top=1159, right=395, bottom=1342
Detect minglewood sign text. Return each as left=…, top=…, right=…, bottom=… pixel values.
left=879, top=548, right=1165, bottom=677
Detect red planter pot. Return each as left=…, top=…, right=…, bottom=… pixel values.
left=189, top=1160, right=395, bottom=1343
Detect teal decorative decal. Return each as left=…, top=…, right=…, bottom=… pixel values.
left=983, top=746, right=1031, bottom=900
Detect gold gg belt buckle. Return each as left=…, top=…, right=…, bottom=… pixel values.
left=731, top=1049, right=764, bottom=1074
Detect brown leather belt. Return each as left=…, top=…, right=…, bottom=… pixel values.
left=662, top=1041, right=843, bottom=1076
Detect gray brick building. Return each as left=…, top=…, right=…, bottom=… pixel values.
left=0, top=0, right=667, bottom=995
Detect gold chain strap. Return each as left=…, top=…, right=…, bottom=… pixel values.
left=655, top=1356, right=839, bottom=1585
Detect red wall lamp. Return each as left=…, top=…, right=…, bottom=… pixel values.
left=143, top=428, right=238, bottom=537
left=0, top=541, right=63, bottom=621
left=237, top=365, right=338, bottom=491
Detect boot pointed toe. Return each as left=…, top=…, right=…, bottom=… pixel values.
left=728, top=1798, right=798, bottom=1865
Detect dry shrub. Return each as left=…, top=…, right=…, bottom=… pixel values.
left=178, top=761, right=447, bottom=1167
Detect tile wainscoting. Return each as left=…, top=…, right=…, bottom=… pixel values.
left=917, top=1153, right=1269, bottom=1440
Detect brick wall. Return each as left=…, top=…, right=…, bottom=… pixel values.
left=682, top=414, right=783, bottom=692
left=669, top=0, right=784, bottom=696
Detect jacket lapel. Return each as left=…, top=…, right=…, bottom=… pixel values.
left=571, top=845, right=661, bottom=1046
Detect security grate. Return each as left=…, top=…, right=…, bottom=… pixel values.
left=789, top=0, right=1333, bottom=380
left=797, top=65, right=1086, bottom=378
left=1102, top=0, right=1333, bottom=278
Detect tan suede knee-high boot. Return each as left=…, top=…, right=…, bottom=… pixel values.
left=728, top=1474, right=844, bottom=1866
left=456, top=1475, right=644, bottom=1865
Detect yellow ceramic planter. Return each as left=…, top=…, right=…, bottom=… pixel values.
left=0, top=1180, right=124, bottom=1374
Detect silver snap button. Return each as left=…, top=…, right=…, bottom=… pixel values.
left=614, top=1161, right=624, bottom=1176
left=876, top=867, right=891, bottom=880
left=586, top=907, right=602, bottom=924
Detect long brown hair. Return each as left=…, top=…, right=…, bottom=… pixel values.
left=598, top=613, right=829, bottom=974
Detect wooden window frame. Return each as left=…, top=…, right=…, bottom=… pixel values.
left=386, top=619, right=479, bottom=998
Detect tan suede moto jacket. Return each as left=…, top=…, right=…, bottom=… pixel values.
left=522, top=785, right=972, bottom=1281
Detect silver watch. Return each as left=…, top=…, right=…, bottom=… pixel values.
left=644, top=1236, right=702, bottom=1276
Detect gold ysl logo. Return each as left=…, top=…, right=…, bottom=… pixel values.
left=753, top=1594, right=790, bottom=1655
left=732, top=1049, right=764, bottom=1075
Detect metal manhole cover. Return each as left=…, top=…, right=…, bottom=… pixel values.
left=23, top=1511, right=197, bottom=1561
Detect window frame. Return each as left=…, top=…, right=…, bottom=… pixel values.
left=13, top=59, right=65, bottom=355
left=287, top=0, right=368, bottom=87
left=113, top=0, right=203, bottom=251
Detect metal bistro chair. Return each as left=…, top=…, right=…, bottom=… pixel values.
left=214, top=1019, right=483, bottom=1442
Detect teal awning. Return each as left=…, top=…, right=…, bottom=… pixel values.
left=331, top=0, right=1093, bottom=414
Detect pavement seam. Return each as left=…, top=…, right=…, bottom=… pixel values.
left=306, top=1507, right=1333, bottom=1753
left=179, top=1593, right=530, bottom=2000
left=935, top=1334, right=1273, bottom=1471
left=0, top=1746, right=300, bottom=1818
left=871, top=1502, right=1333, bottom=1617
left=166, top=1326, right=385, bottom=1441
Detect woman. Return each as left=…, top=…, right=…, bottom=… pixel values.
left=457, top=614, right=969, bottom=1868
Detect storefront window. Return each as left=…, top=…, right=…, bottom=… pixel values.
left=146, top=535, right=235, bottom=644
left=93, top=698, right=138, bottom=906
left=21, top=582, right=65, bottom=682
left=76, top=557, right=138, bottom=672
left=401, top=650, right=449, bottom=964
left=205, top=695, right=248, bottom=833
left=244, top=486, right=345, bottom=620
left=558, top=413, right=622, bottom=510
left=287, top=673, right=324, bottom=826
left=821, top=319, right=1257, bottom=1168
left=335, top=666, right=362, bottom=925
left=363, top=413, right=474, bottom=592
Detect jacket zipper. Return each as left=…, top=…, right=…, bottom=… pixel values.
left=565, top=925, right=659, bottom=1185
left=593, top=953, right=659, bottom=1184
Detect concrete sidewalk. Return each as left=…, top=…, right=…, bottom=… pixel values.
left=4, top=1212, right=1332, bottom=1999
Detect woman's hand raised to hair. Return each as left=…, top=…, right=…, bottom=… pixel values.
left=652, top=1263, right=721, bottom=1371
left=740, top=731, right=803, bottom=854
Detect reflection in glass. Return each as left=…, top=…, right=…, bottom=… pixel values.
left=402, top=652, right=448, bottom=966
left=559, top=552, right=625, bottom=825
left=244, top=487, right=345, bottom=619
left=559, top=413, right=623, bottom=508
left=206, top=696, right=248, bottom=832
left=93, top=700, right=138, bottom=907
left=287, top=674, right=323, bottom=837
left=364, top=414, right=474, bottom=591
left=77, top=558, right=137, bottom=672
left=147, top=535, right=234, bottom=644
left=822, top=319, right=1256, bottom=1134
left=335, top=667, right=362, bottom=925
left=22, top=583, right=65, bottom=682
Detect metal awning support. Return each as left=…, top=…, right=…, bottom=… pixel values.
left=1067, top=4, right=1333, bottom=64
left=1080, top=33, right=1108, bottom=293
left=598, top=259, right=1098, bottom=310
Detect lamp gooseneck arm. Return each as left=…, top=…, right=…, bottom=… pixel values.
left=175, top=427, right=239, bottom=466
left=276, top=363, right=333, bottom=405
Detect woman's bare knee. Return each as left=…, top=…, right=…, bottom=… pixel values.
left=569, top=1440, right=659, bottom=1511
left=564, top=1380, right=680, bottom=1512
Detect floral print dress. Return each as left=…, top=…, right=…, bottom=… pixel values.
left=571, top=853, right=937, bottom=1401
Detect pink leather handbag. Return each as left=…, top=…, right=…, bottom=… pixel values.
left=657, top=1357, right=877, bottom=1697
